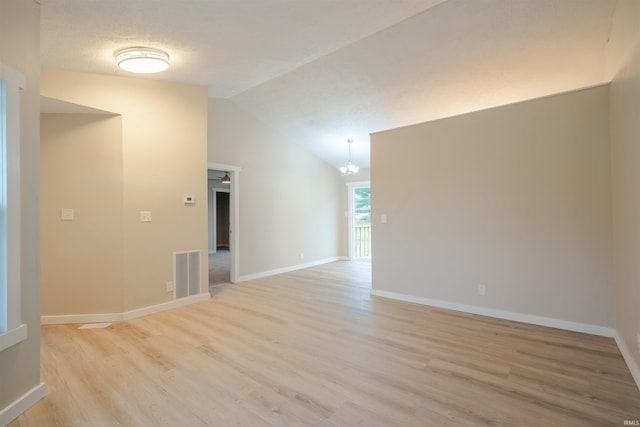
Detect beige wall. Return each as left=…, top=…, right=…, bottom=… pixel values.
left=371, top=85, right=614, bottom=330
left=41, top=114, right=125, bottom=315
left=41, top=70, right=209, bottom=314
left=0, top=0, right=42, bottom=418
left=606, top=0, right=640, bottom=382
left=208, top=98, right=342, bottom=277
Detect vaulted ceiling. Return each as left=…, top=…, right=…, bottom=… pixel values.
left=38, top=0, right=617, bottom=168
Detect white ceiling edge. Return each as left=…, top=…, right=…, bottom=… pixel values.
left=40, top=96, right=117, bottom=115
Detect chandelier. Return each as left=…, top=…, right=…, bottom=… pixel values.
left=339, top=139, right=360, bottom=175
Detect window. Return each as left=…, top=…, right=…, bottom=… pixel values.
left=347, top=181, right=371, bottom=260
left=0, top=63, right=26, bottom=351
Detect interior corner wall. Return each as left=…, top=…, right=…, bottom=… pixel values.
left=0, top=0, right=42, bottom=419
left=40, top=113, right=125, bottom=315
left=606, top=0, right=640, bottom=384
left=40, top=69, right=209, bottom=313
left=371, top=85, right=613, bottom=331
left=207, top=98, right=342, bottom=278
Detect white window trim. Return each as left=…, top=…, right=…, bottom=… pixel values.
left=0, top=63, right=26, bottom=351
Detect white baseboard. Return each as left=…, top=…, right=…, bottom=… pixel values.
left=0, top=382, right=46, bottom=426
left=41, top=293, right=211, bottom=325
left=370, top=289, right=614, bottom=338
left=237, top=257, right=342, bottom=282
left=0, top=324, right=27, bottom=352
left=615, top=331, right=640, bottom=391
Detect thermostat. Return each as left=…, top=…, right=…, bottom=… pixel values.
left=183, top=194, right=195, bottom=205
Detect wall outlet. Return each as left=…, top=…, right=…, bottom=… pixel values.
left=300, top=252, right=304, bottom=260
left=478, top=284, right=487, bottom=296
left=140, top=211, right=152, bottom=223
left=166, top=281, right=174, bottom=292
left=61, top=208, right=74, bottom=221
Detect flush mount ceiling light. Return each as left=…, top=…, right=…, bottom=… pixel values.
left=115, top=47, right=170, bottom=74
left=339, top=139, right=360, bottom=176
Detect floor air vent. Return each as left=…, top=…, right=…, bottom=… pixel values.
left=174, top=250, right=201, bottom=299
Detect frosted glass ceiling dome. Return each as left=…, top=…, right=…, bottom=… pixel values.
left=115, top=47, right=170, bottom=74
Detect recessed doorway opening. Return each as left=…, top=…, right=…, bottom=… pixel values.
left=347, top=181, right=371, bottom=260
left=207, top=162, right=240, bottom=293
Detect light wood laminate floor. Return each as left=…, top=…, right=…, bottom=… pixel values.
left=11, top=260, right=640, bottom=426
left=209, top=250, right=231, bottom=288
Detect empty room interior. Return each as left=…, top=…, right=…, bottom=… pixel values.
left=2, top=0, right=640, bottom=425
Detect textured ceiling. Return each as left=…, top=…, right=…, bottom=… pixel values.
left=38, top=0, right=617, bottom=169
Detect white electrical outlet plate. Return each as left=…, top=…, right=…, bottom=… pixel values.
left=166, top=281, right=174, bottom=292
left=381, top=214, right=388, bottom=223
left=61, top=208, right=74, bottom=221
left=139, top=211, right=152, bottom=223
left=478, top=284, right=487, bottom=296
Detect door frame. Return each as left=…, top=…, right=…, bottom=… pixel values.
left=207, top=178, right=217, bottom=254
left=346, top=181, right=370, bottom=260
left=208, top=162, right=241, bottom=283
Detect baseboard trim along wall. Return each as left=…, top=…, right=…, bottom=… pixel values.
left=0, top=383, right=46, bottom=426
left=41, top=293, right=211, bottom=325
left=236, top=257, right=346, bottom=282
left=41, top=256, right=348, bottom=324
left=615, top=332, right=640, bottom=391
left=370, top=289, right=614, bottom=338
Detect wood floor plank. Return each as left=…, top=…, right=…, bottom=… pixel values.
left=10, top=260, right=640, bottom=426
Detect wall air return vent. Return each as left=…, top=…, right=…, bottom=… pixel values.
left=174, top=250, right=201, bottom=299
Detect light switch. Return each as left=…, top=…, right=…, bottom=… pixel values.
left=381, top=214, right=388, bottom=223
left=61, top=208, right=74, bottom=221
left=139, top=211, right=152, bottom=223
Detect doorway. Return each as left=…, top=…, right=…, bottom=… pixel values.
left=208, top=176, right=230, bottom=254
left=215, top=191, right=230, bottom=251
left=347, top=181, right=371, bottom=260
left=207, top=163, right=241, bottom=291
